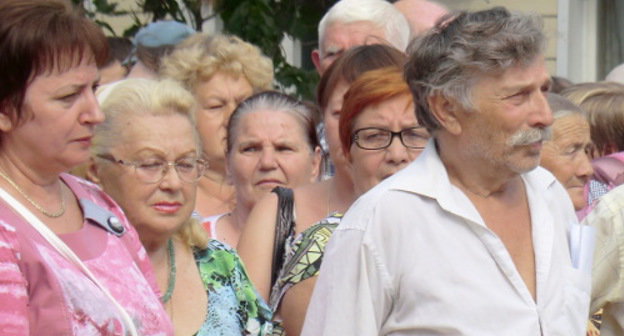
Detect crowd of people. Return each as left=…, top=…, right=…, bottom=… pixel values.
left=1, top=0, right=624, bottom=335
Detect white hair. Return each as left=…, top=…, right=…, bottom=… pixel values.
left=318, top=0, right=410, bottom=53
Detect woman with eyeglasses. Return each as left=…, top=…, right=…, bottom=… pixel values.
left=238, top=46, right=425, bottom=336
left=89, top=78, right=273, bottom=335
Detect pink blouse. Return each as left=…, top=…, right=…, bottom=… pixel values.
left=0, top=174, right=173, bottom=335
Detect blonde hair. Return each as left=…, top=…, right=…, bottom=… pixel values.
left=178, top=215, right=209, bottom=249
left=561, top=81, right=624, bottom=155
left=160, top=33, right=274, bottom=92
left=93, top=78, right=208, bottom=248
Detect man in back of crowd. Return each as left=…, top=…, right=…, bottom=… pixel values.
left=311, top=0, right=410, bottom=75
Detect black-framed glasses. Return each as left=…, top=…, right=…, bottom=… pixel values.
left=96, top=154, right=207, bottom=184
left=352, top=127, right=429, bottom=150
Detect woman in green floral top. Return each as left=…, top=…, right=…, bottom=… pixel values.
left=195, top=240, right=273, bottom=335
left=90, top=78, right=273, bottom=335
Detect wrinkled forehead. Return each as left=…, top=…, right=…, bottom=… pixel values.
left=321, top=20, right=388, bottom=55
left=470, top=57, right=550, bottom=92
left=551, top=114, right=590, bottom=139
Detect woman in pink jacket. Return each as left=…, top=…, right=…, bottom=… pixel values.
left=0, top=1, right=172, bottom=335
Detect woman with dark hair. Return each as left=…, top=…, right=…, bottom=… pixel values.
left=0, top=1, right=171, bottom=335
left=237, top=45, right=422, bottom=335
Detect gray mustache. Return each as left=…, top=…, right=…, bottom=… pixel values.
left=507, top=127, right=552, bottom=146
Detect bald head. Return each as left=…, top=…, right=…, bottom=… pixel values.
left=394, top=0, right=448, bottom=36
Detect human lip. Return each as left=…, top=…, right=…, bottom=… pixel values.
left=74, top=135, right=93, bottom=146
left=522, top=140, right=543, bottom=154
left=255, top=179, right=284, bottom=188
left=152, top=202, right=182, bottom=214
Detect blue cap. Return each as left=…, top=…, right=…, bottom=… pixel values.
left=134, top=21, right=195, bottom=48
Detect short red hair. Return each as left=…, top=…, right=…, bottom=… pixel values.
left=339, top=66, right=413, bottom=155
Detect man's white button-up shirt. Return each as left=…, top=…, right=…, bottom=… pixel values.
left=302, top=141, right=591, bottom=336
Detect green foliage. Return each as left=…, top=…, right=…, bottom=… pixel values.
left=77, top=0, right=335, bottom=99
left=216, top=0, right=322, bottom=98
left=72, top=0, right=127, bottom=35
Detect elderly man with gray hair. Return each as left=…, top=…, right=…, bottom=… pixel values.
left=302, top=7, right=591, bottom=336
left=311, top=0, right=410, bottom=74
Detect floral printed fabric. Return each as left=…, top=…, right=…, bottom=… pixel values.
left=194, top=240, right=273, bottom=336
left=268, top=213, right=342, bottom=336
left=269, top=213, right=342, bottom=312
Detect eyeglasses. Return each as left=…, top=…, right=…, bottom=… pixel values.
left=352, top=127, right=429, bottom=150
left=96, top=154, right=207, bottom=184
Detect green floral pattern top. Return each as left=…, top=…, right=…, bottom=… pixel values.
left=193, top=240, right=273, bottom=336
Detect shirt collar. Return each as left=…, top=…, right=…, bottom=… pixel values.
left=384, top=139, right=558, bottom=224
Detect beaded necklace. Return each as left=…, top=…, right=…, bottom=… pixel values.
left=160, top=238, right=177, bottom=303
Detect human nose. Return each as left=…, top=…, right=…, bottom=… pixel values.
left=159, top=163, right=183, bottom=189
left=386, top=135, right=410, bottom=165
left=81, top=89, right=105, bottom=125
left=575, top=151, right=594, bottom=183
left=528, top=91, right=553, bottom=129
left=258, top=148, right=278, bottom=170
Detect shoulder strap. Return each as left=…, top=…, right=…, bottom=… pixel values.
left=271, top=186, right=295, bottom=288
left=0, top=187, right=138, bottom=336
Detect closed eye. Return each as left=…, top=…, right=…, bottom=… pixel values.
left=504, top=90, right=530, bottom=105
left=175, top=160, right=196, bottom=171
left=58, top=92, right=80, bottom=102
left=276, top=145, right=294, bottom=152
left=137, top=160, right=164, bottom=170
left=241, top=144, right=261, bottom=153
left=206, top=104, right=224, bottom=110
left=562, top=144, right=583, bottom=156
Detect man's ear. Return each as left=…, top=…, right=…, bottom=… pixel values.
left=311, top=49, right=323, bottom=74
left=427, top=94, right=462, bottom=135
